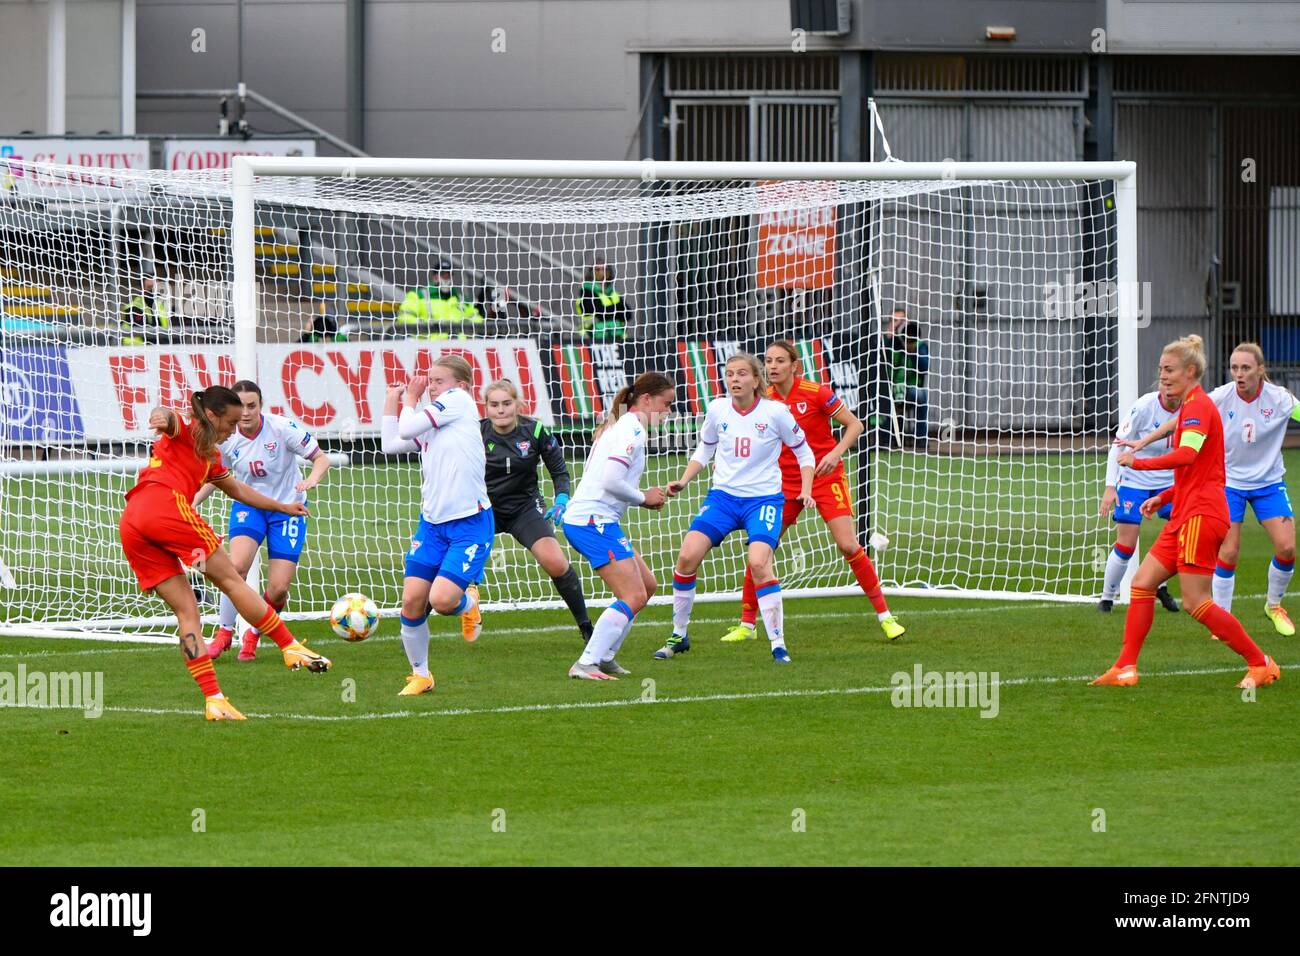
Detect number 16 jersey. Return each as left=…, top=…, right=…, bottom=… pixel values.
left=220, top=412, right=321, bottom=505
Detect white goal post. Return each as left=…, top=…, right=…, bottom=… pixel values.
left=0, top=155, right=1137, bottom=639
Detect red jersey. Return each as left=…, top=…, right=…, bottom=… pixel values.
left=1167, top=384, right=1228, bottom=529
left=126, top=418, right=230, bottom=502
left=767, top=377, right=843, bottom=488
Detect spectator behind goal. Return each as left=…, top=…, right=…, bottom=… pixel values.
left=884, top=308, right=930, bottom=448
left=119, top=276, right=172, bottom=345
left=576, top=254, right=628, bottom=341
left=397, top=257, right=482, bottom=339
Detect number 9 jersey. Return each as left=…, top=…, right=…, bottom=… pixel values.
left=220, top=412, right=322, bottom=505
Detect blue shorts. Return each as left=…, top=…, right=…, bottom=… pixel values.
left=688, top=488, right=784, bottom=549
left=405, top=509, right=495, bottom=589
left=1113, top=485, right=1173, bottom=525
left=1226, top=482, right=1294, bottom=524
left=562, top=518, right=636, bottom=570
left=228, top=503, right=309, bottom=562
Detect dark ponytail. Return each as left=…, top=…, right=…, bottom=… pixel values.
left=593, top=371, right=675, bottom=440
left=189, top=385, right=241, bottom=462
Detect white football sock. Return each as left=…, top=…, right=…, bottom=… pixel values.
left=1212, top=568, right=1236, bottom=612
left=606, top=615, right=635, bottom=661
left=756, top=581, right=785, bottom=649
left=671, top=572, right=696, bottom=637
left=218, top=591, right=238, bottom=630
left=579, top=601, right=632, bottom=666
left=1102, top=544, right=1135, bottom=601
left=400, top=613, right=432, bottom=678
left=1268, top=556, right=1295, bottom=607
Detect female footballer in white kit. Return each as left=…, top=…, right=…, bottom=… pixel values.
left=201, top=380, right=331, bottom=661
left=659, top=352, right=815, bottom=663
left=380, top=355, right=494, bottom=696
left=1208, top=343, right=1300, bottom=635
left=562, top=372, right=675, bottom=680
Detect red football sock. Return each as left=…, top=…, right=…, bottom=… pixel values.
left=1190, top=600, right=1267, bottom=666
left=186, top=655, right=222, bottom=698
left=1116, top=587, right=1156, bottom=668
left=846, top=547, right=889, bottom=614
left=740, top=566, right=758, bottom=627
left=254, top=606, right=296, bottom=650
left=250, top=591, right=287, bottom=636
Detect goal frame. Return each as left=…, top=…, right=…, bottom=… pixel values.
left=231, top=157, right=1140, bottom=607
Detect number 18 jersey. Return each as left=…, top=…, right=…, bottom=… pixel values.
left=698, top=397, right=808, bottom=498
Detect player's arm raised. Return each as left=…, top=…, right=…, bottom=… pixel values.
left=1121, top=426, right=1203, bottom=472
left=816, top=401, right=864, bottom=477
left=210, top=471, right=308, bottom=517
left=380, top=385, right=420, bottom=454
left=147, top=406, right=181, bottom=438
left=1118, top=413, right=1176, bottom=452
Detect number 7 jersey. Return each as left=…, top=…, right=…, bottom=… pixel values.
left=220, top=412, right=321, bottom=505
left=1210, top=381, right=1298, bottom=490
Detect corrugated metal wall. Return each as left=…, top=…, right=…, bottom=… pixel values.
left=1114, top=57, right=1300, bottom=384
left=871, top=57, right=1090, bottom=431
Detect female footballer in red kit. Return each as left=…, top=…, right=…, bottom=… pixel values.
left=118, top=386, right=331, bottom=720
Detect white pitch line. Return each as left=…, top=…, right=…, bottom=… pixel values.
left=0, top=601, right=1060, bottom=661
left=0, top=591, right=1278, bottom=663
left=86, top=661, right=1293, bottom=723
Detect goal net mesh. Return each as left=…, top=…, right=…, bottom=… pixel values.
left=0, top=159, right=1119, bottom=637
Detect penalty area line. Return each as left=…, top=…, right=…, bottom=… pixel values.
left=94, top=661, right=1294, bottom=722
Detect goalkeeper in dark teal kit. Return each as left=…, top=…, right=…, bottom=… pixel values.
left=472, top=378, right=593, bottom=641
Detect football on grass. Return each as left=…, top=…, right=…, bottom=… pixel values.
left=330, top=593, right=380, bottom=642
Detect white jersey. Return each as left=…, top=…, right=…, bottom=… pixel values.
left=565, top=412, right=648, bottom=525
left=695, top=397, right=813, bottom=498
left=220, top=412, right=321, bottom=505
left=1211, top=381, right=1297, bottom=490
left=1107, top=391, right=1178, bottom=491
left=387, top=386, right=490, bottom=524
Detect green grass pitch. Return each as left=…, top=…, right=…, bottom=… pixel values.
left=0, top=452, right=1296, bottom=865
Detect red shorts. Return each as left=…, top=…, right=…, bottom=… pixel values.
left=1148, top=514, right=1227, bottom=576
left=119, top=486, right=223, bottom=591
left=782, top=470, right=854, bottom=526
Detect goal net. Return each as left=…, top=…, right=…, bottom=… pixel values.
left=0, top=157, right=1136, bottom=639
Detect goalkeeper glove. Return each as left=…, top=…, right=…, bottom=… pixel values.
left=545, top=493, right=569, bottom=527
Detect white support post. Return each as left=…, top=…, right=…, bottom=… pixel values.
left=231, top=157, right=259, bottom=633
left=1114, top=168, right=1141, bottom=603
left=47, top=0, right=67, bottom=135
left=231, top=157, right=258, bottom=381
left=120, top=0, right=136, bottom=136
